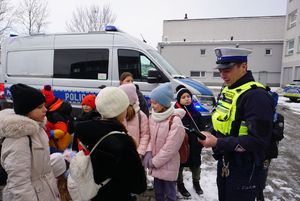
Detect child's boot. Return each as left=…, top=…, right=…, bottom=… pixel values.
left=177, top=183, right=191, bottom=198
left=193, top=181, right=203, bottom=195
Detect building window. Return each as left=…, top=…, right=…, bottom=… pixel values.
left=200, top=49, right=206, bottom=56
left=190, top=71, right=206, bottom=77
left=295, top=66, right=300, bottom=79
left=191, top=71, right=200, bottom=77
left=288, top=10, right=297, bottom=29
left=265, top=49, right=272, bottom=55
left=213, top=72, right=220, bottom=78
left=286, top=39, right=295, bottom=55
left=200, top=71, right=205, bottom=77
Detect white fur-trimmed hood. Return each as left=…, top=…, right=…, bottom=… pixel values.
left=0, top=109, right=42, bottom=138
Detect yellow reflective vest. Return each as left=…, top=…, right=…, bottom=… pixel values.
left=212, top=81, right=265, bottom=136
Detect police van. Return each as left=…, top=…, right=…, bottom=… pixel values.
left=0, top=26, right=215, bottom=115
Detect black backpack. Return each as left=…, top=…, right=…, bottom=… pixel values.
left=266, top=112, right=284, bottom=159
left=266, top=90, right=285, bottom=159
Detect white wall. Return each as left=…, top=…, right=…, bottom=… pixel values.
left=159, top=16, right=285, bottom=86
left=163, top=16, right=285, bottom=42
left=159, top=41, right=283, bottom=86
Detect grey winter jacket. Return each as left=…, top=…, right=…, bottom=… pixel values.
left=0, top=109, right=60, bottom=201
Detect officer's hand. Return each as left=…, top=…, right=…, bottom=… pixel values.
left=198, top=131, right=217, bottom=148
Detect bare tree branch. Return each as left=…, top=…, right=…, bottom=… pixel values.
left=0, top=0, right=13, bottom=36
left=15, top=0, right=49, bottom=35
left=66, top=4, right=116, bottom=32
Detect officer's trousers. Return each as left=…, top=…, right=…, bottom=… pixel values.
left=216, top=159, right=264, bottom=201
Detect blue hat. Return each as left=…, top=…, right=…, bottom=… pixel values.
left=214, top=47, right=252, bottom=69
left=150, top=83, right=173, bottom=108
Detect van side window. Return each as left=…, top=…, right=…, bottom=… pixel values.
left=54, top=49, right=109, bottom=80
left=118, top=49, right=156, bottom=82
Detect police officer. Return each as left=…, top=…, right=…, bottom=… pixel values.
left=200, top=47, right=274, bottom=201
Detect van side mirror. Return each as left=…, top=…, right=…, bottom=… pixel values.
left=147, top=68, right=164, bottom=83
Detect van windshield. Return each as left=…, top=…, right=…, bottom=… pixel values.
left=148, top=50, right=181, bottom=76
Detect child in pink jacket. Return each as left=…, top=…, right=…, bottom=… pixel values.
left=119, top=83, right=150, bottom=157
left=143, top=83, right=186, bottom=201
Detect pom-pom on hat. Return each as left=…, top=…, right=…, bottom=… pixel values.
left=41, top=85, right=56, bottom=106
left=50, top=153, right=66, bottom=178
left=150, top=83, right=173, bottom=108
left=82, top=94, right=96, bottom=109
left=176, top=85, right=192, bottom=103
left=119, top=83, right=138, bottom=105
left=95, top=87, right=129, bottom=118
left=10, top=83, right=45, bottom=115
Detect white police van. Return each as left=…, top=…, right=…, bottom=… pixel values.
left=0, top=26, right=215, bottom=114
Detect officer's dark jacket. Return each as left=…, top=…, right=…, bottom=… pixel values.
left=212, top=71, right=274, bottom=165
left=75, top=118, right=147, bottom=201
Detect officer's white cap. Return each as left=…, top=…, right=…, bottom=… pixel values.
left=214, top=47, right=252, bottom=69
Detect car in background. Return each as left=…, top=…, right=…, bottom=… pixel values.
left=283, top=80, right=300, bottom=102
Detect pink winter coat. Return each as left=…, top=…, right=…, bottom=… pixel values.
left=147, top=109, right=186, bottom=181
left=124, top=110, right=150, bottom=156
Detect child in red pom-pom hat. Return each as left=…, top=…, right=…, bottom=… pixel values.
left=81, top=94, right=96, bottom=113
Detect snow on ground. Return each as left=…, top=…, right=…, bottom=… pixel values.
left=178, top=149, right=218, bottom=201
left=278, top=96, right=300, bottom=115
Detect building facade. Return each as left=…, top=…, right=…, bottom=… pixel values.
left=158, top=16, right=285, bottom=86
left=282, top=0, right=300, bottom=85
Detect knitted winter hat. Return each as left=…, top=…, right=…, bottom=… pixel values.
left=119, top=83, right=138, bottom=105
left=176, top=85, right=193, bottom=103
left=50, top=153, right=66, bottom=178
left=10, top=83, right=45, bottom=115
left=41, top=85, right=56, bottom=106
left=150, top=83, right=173, bottom=108
left=95, top=87, right=129, bottom=118
left=82, top=94, right=96, bottom=109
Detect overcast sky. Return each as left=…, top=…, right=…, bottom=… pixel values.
left=13, top=0, right=287, bottom=49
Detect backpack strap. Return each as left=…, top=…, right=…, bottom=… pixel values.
left=89, top=131, right=123, bottom=188
left=90, top=131, right=124, bottom=155
left=0, top=136, right=32, bottom=152
left=138, top=110, right=141, bottom=133
left=27, top=136, right=32, bottom=153
left=0, top=136, right=32, bottom=186
left=168, top=115, right=177, bottom=130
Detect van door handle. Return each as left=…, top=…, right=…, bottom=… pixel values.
left=98, top=85, right=106, bottom=89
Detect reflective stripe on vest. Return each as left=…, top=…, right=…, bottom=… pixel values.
left=212, top=81, right=265, bottom=136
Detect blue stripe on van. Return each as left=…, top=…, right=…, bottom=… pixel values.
left=53, top=90, right=97, bottom=104
left=179, top=78, right=213, bottom=96
left=4, top=87, right=96, bottom=104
